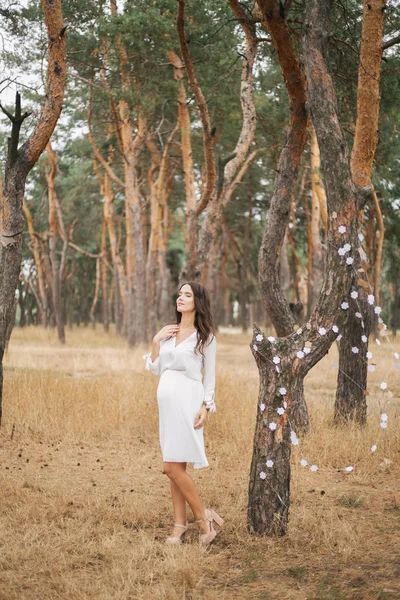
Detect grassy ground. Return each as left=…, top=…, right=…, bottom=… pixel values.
left=0, top=326, right=399, bottom=600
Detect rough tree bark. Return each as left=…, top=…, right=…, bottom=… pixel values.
left=0, top=0, right=66, bottom=423
left=248, top=0, right=360, bottom=535
left=256, top=0, right=309, bottom=431
left=334, top=0, right=386, bottom=424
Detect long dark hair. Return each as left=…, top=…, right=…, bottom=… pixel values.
left=175, top=281, right=215, bottom=357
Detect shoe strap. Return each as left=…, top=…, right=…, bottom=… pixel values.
left=173, top=523, right=187, bottom=529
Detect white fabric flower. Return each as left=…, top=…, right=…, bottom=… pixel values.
left=361, top=335, right=367, bottom=343
left=341, top=302, right=349, bottom=310
left=366, top=351, right=372, bottom=359
left=351, top=347, right=359, bottom=354
left=289, top=222, right=294, bottom=229
left=259, top=471, right=266, bottom=479
left=343, top=243, right=351, bottom=252
left=380, top=382, right=388, bottom=390
left=277, top=407, right=285, bottom=415
left=370, top=444, right=377, bottom=453
left=256, top=334, right=264, bottom=342
left=380, top=421, right=388, bottom=429
left=303, top=347, right=311, bottom=354
left=260, top=403, right=266, bottom=412
left=296, top=350, right=305, bottom=359
left=268, top=336, right=276, bottom=343
left=318, top=327, right=327, bottom=336
left=346, top=257, right=354, bottom=265
left=375, top=338, right=381, bottom=345
left=336, top=334, right=343, bottom=341
left=345, top=466, right=354, bottom=472
left=332, top=325, right=339, bottom=333
left=310, top=465, right=318, bottom=472
left=358, top=233, right=364, bottom=241
left=279, top=387, right=287, bottom=395
left=273, top=356, right=280, bottom=365
left=338, top=247, right=346, bottom=256
left=351, top=291, right=358, bottom=299
left=380, top=413, right=388, bottom=422
left=252, top=344, right=258, bottom=351
left=368, top=365, right=375, bottom=372
left=368, top=294, right=375, bottom=305
left=300, top=459, right=308, bottom=467
left=290, top=431, right=299, bottom=446
left=266, top=460, right=274, bottom=468
left=378, top=317, right=383, bottom=324
left=338, top=225, right=346, bottom=234
left=374, top=306, right=382, bottom=315
left=394, top=352, right=399, bottom=360
left=269, top=422, right=277, bottom=431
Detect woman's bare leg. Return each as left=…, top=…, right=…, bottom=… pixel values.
left=169, top=462, right=187, bottom=536
left=164, top=462, right=208, bottom=534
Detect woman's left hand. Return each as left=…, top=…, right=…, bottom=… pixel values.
left=193, top=405, right=208, bottom=429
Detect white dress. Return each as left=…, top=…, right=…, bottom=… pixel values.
left=145, top=332, right=217, bottom=469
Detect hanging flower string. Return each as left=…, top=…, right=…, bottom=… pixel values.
left=255, top=230, right=397, bottom=480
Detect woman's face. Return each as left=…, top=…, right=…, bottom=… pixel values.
left=176, top=284, right=195, bottom=314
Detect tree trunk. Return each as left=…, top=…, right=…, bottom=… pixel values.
left=18, top=281, right=26, bottom=327
left=0, top=2, right=66, bottom=424
left=307, top=124, right=325, bottom=317
left=23, top=201, right=48, bottom=326
left=176, top=0, right=258, bottom=279
left=100, top=222, right=109, bottom=332
left=248, top=0, right=360, bottom=536
left=335, top=0, right=386, bottom=425
left=255, top=0, right=309, bottom=433
left=90, top=258, right=101, bottom=328
left=46, top=142, right=65, bottom=344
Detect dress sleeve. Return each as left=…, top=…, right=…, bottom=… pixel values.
left=203, top=335, right=217, bottom=412
left=143, top=352, right=161, bottom=376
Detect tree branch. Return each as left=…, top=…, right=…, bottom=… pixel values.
left=177, top=0, right=216, bottom=216
left=382, top=34, right=400, bottom=50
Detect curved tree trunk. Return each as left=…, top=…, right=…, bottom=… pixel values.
left=0, top=0, right=66, bottom=423
left=255, top=0, right=309, bottom=433
left=248, top=0, right=360, bottom=535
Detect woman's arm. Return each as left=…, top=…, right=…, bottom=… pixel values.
left=145, top=340, right=161, bottom=375
left=202, top=335, right=217, bottom=412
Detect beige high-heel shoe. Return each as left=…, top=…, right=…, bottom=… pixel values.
left=165, top=521, right=189, bottom=545
left=196, top=508, right=224, bottom=548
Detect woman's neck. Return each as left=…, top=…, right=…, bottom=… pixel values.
left=180, top=314, right=196, bottom=329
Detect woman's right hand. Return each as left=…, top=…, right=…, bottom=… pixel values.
left=153, top=324, right=179, bottom=343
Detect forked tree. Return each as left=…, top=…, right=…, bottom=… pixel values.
left=0, top=0, right=67, bottom=423
left=248, top=0, right=365, bottom=535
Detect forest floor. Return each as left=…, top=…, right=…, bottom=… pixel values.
left=0, top=326, right=399, bottom=600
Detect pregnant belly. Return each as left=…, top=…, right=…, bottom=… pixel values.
left=157, top=369, right=203, bottom=404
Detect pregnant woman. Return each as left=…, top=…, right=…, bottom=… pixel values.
left=145, top=281, right=223, bottom=547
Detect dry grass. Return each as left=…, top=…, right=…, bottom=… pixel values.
left=0, top=326, right=399, bottom=600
